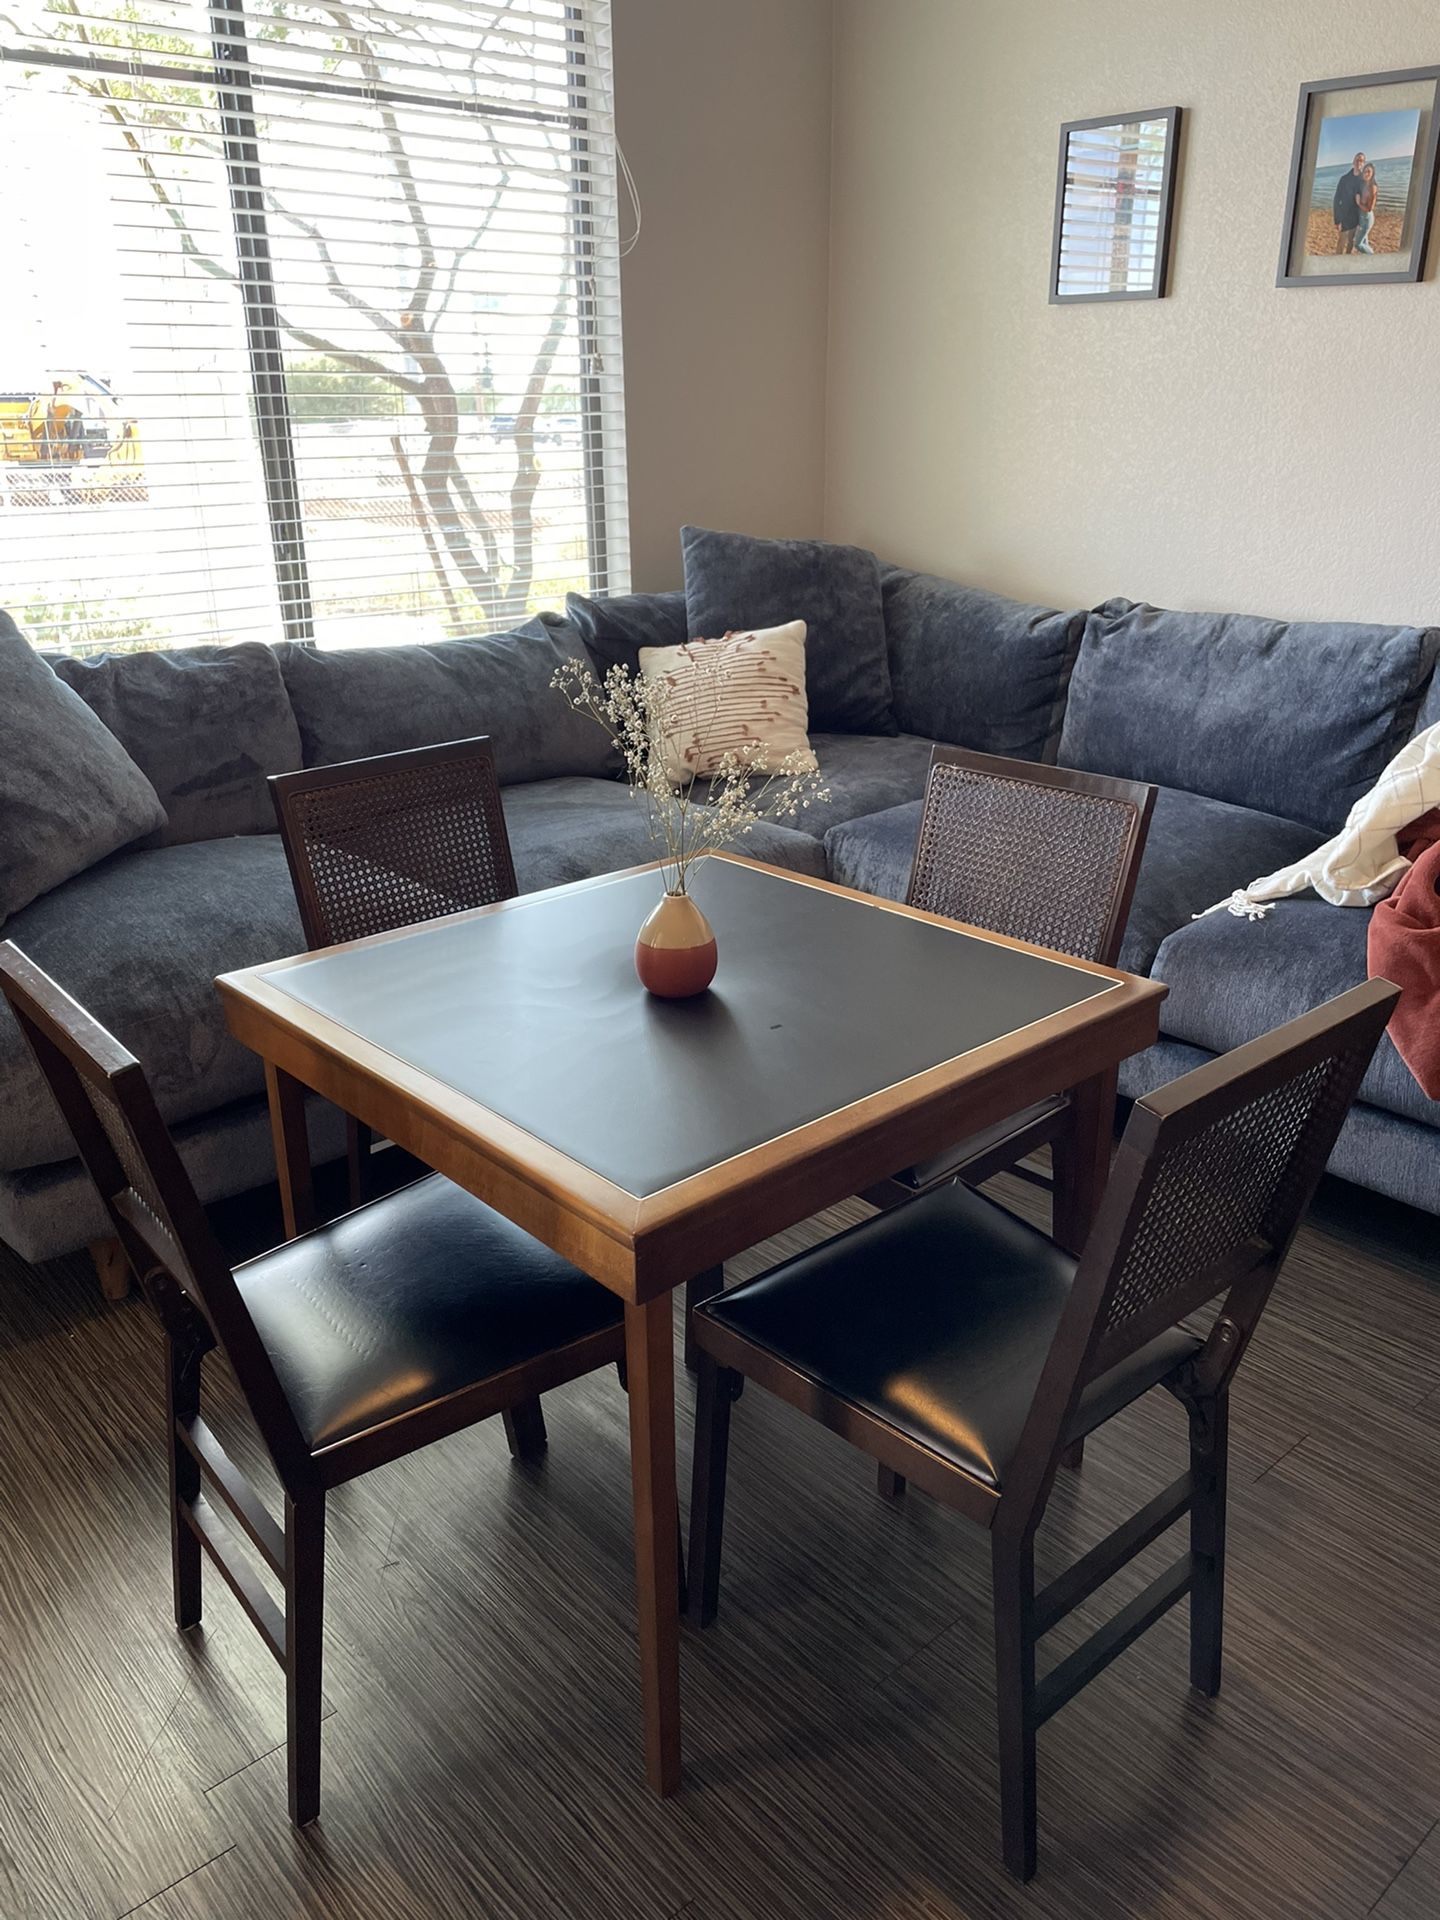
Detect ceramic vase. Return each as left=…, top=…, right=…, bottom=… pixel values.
left=634, top=890, right=717, bottom=998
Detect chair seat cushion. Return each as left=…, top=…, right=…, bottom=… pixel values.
left=236, top=1174, right=623, bottom=1451
left=896, top=1095, right=1067, bottom=1189
left=700, top=1182, right=1199, bottom=1489
left=1154, top=897, right=1440, bottom=1130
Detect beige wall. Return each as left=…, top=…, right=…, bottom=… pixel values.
left=613, top=0, right=834, bottom=590
left=826, top=0, right=1440, bottom=626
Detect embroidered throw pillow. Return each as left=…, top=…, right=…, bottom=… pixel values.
left=638, top=622, right=819, bottom=785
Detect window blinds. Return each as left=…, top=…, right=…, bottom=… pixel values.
left=0, top=0, right=628, bottom=655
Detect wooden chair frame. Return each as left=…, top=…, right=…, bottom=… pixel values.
left=0, top=941, right=623, bottom=1828
left=686, top=979, right=1398, bottom=1879
left=269, top=736, right=519, bottom=1207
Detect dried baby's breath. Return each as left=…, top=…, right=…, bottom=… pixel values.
left=551, top=657, right=830, bottom=896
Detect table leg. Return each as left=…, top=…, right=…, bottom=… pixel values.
left=624, top=1293, right=682, bottom=1796
left=265, top=1061, right=317, bottom=1239
left=1051, top=1066, right=1118, bottom=1259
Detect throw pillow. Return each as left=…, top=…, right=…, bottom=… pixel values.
left=275, top=614, right=616, bottom=785
left=680, top=527, right=896, bottom=736
left=565, top=589, right=689, bottom=677
left=0, top=609, right=167, bottom=923
left=639, top=622, right=818, bottom=784
left=51, top=642, right=302, bottom=845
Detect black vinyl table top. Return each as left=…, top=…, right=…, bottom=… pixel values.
left=259, top=859, right=1119, bottom=1200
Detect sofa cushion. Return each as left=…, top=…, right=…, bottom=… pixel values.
left=1119, top=787, right=1323, bottom=976
left=51, top=642, right=302, bottom=845
left=0, top=835, right=306, bottom=1171
left=825, top=799, right=920, bottom=903
left=733, top=733, right=932, bottom=842
left=0, top=1093, right=349, bottom=1268
left=565, top=589, right=688, bottom=677
left=1152, top=898, right=1440, bottom=1129
left=1416, top=665, right=1440, bottom=739
left=0, top=610, right=167, bottom=925
left=881, top=568, right=1082, bottom=762
left=681, top=526, right=896, bottom=736
left=276, top=615, right=614, bottom=783
left=1059, top=598, right=1440, bottom=834
left=499, top=777, right=827, bottom=896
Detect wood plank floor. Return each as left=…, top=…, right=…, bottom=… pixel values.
left=1, top=1157, right=1437, bottom=1920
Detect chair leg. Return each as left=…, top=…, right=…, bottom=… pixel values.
left=89, top=1235, right=133, bottom=1302
left=877, top=1464, right=907, bottom=1500
left=1188, top=1389, right=1229, bottom=1697
left=1060, top=1439, right=1085, bottom=1471
left=683, top=1266, right=725, bottom=1371
left=686, top=1353, right=736, bottom=1627
left=345, top=1116, right=371, bottom=1209
left=501, top=1397, right=548, bottom=1461
left=165, top=1335, right=203, bottom=1632
left=992, top=1534, right=1039, bottom=1882
left=284, top=1492, right=326, bottom=1828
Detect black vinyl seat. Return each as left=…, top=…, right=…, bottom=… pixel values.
left=702, top=1181, right=1199, bottom=1489
left=239, top=1175, right=623, bottom=1451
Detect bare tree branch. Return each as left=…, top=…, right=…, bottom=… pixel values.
left=46, top=0, right=583, bottom=629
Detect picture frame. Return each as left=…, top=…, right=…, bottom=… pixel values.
left=1277, top=66, right=1440, bottom=287
left=1049, top=106, right=1181, bottom=304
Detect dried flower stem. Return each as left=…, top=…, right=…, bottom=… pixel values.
left=551, top=656, right=830, bottom=895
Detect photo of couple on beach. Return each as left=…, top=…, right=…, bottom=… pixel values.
left=1307, top=108, right=1421, bottom=256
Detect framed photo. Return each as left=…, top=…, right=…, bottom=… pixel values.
left=1278, top=66, right=1440, bottom=286
left=1050, top=107, right=1181, bottom=303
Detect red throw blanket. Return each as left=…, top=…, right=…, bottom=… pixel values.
left=1368, top=808, right=1440, bottom=1099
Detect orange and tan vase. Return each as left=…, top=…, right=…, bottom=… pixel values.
left=635, top=890, right=718, bottom=998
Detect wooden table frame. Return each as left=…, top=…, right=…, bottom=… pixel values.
left=217, top=853, right=1166, bottom=1797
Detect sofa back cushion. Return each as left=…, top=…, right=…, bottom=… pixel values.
left=276, top=615, right=613, bottom=784
left=681, top=526, right=896, bottom=735
left=0, top=609, right=167, bottom=924
left=566, top=589, right=688, bottom=677
left=882, top=568, right=1083, bottom=762
left=51, top=642, right=302, bottom=845
left=1059, top=598, right=1440, bottom=833
left=1416, top=662, right=1440, bottom=738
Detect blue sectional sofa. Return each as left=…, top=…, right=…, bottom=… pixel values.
left=1, top=562, right=1437, bottom=1269
left=824, top=590, right=1440, bottom=1218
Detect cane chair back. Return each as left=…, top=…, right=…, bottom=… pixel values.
left=1008, top=980, right=1400, bottom=1495
left=270, top=737, right=519, bottom=950
left=0, top=942, right=311, bottom=1472
left=907, top=748, right=1155, bottom=966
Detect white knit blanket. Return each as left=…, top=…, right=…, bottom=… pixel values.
left=1198, top=722, right=1440, bottom=920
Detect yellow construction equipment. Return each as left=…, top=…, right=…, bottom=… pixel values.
left=0, top=374, right=145, bottom=502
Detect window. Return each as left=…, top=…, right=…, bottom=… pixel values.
left=0, top=0, right=628, bottom=655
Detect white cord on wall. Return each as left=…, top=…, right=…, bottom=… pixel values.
left=617, top=139, right=642, bottom=256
